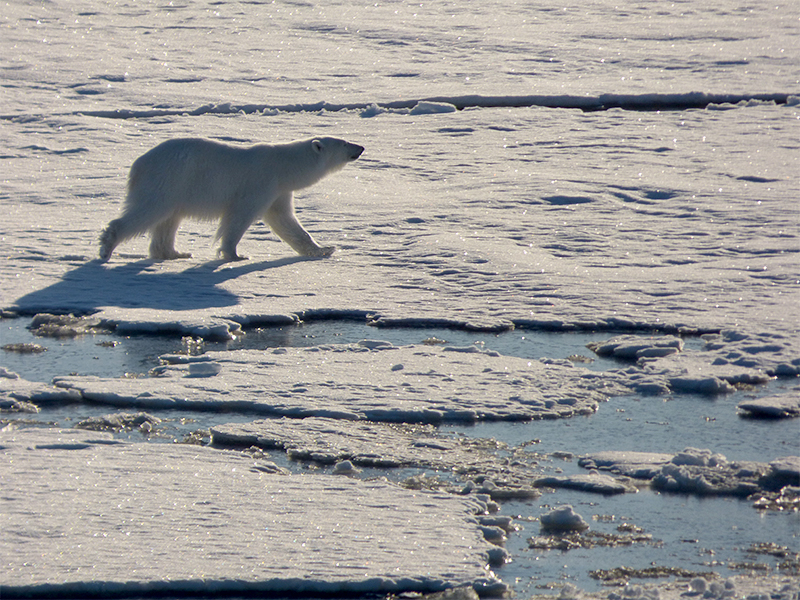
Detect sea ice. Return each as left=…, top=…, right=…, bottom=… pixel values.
left=539, top=505, right=590, bottom=532
left=74, top=411, right=161, bottom=433
left=1, top=0, right=799, bottom=594
left=578, top=451, right=675, bottom=479
left=581, top=448, right=800, bottom=497
left=212, top=416, right=543, bottom=497
left=533, top=472, right=638, bottom=495
left=587, top=335, right=684, bottom=360
left=43, top=344, right=626, bottom=423
left=738, top=394, right=800, bottom=419
left=0, top=428, right=507, bottom=598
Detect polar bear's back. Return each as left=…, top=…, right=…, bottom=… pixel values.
left=126, top=138, right=267, bottom=219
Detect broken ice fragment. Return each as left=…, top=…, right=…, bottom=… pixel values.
left=540, top=505, right=589, bottom=532
left=187, top=361, right=222, bottom=377
left=332, top=460, right=361, bottom=476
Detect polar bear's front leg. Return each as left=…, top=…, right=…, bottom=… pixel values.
left=264, top=193, right=335, bottom=257
left=216, top=206, right=261, bottom=261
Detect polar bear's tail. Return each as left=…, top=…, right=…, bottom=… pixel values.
left=99, top=219, right=123, bottom=261
left=99, top=208, right=164, bottom=261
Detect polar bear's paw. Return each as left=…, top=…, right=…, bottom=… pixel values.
left=307, top=245, right=336, bottom=258
left=217, top=248, right=248, bottom=262
left=151, top=250, right=193, bottom=260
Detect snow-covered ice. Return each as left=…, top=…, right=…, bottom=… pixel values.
left=580, top=447, right=800, bottom=496
left=738, top=393, right=800, bottom=418
left=3, top=101, right=799, bottom=350
left=39, top=344, right=622, bottom=422
left=2, top=0, right=799, bottom=596
left=1, top=428, right=506, bottom=597
left=532, top=472, right=637, bottom=495
left=539, top=505, right=590, bottom=532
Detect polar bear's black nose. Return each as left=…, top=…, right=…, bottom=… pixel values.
left=350, top=145, right=364, bottom=160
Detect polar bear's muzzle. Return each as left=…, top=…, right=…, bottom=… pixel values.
left=348, top=144, right=365, bottom=160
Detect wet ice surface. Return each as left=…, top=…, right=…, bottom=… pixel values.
left=2, top=320, right=799, bottom=595
left=2, top=0, right=800, bottom=596
left=0, top=318, right=625, bottom=383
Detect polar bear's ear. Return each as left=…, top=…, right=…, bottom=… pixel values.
left=312, top=139, right=324, bottom=154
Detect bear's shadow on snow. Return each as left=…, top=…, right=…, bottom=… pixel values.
left=13, top=256, right=313, bottom=313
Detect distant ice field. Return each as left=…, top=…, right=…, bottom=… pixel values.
left=2, top=0, right=798, bottom=114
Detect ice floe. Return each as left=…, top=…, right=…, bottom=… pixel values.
left=588, top=333, right=788, bottom=396
left=533, top=472, right=638, bottom=495
left=580, top=447, right=800, bottom=497
left=44, top=344, right=626, bottom=423
left=1, top=428, right=507, bottom=597
left=212, top=416, right=545, bottom=499
left=738, top=393, right=800, bottom=418
left=587, top=335, right=684, bottom=360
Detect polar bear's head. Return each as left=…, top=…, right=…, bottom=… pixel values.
left=311, top=137, right=364, bottom=172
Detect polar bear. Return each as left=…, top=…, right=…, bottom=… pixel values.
left=99, top=136, right=364, bottom=261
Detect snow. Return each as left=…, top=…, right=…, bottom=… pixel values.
left=3, top=103, right=799, bottom=352
left=1, top=0, right=799, bottom=596
left=1, top=428, right=506, bottom=598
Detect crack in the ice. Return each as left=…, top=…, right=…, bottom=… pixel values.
left=0, top=92, right=794, bottom=122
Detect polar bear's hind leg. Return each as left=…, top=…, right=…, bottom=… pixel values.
left=215, top=206, right=262, bottom=262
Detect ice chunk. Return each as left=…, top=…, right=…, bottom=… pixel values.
left=738, top=394, right=800, bottom=418
left=331, top=459, right=360, bottom=475
left=187, top=361, right=222, bottom=377
left=357, top=339, right=394, bottom=350
left=29, top=313, right=109, bottom=337
left=762, top=456, right=800, bottom=490
left=578, top=451, right=674, bottom=479
left=539, top=505, right=589, bottom=532
left=75, top=411, right=161, bottom=433
left=671, top=447, right=727, bottom=467
left=410, top=101, right=457, bottom=115
left=587, top=335, right=683, bottom=360
left=533, top=472, right=637, bottom=495
left=582, top=449, right=798, bottom=497
left=652, top=461, right=768, bottom=496
left=0, top=367, right=20, bottom=380
left=669, top=375, right=735, bottom=395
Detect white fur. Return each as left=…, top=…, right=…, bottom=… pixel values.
left=99, top=137, right=363, bottom=261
